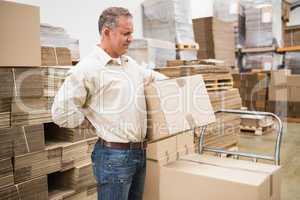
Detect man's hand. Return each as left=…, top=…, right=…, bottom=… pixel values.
left=144, top=74, right=155, bottom=86
left=79, top=118, right=94, bottom=129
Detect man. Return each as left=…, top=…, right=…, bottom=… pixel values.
left=51, top=7, right=166, bottom=200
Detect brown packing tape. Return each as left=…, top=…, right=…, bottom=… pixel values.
left=176, top=78, right=186, bottom=88
left=15, top=184, right=21, bottom=200
left=21, top=126, right=30, bottom=153
left=185, top=113, right=197, bottom=128
left=12, top=68, right=18, bottom=97
left=53, top=47, right=59, bottom=66
left=180, top=158, right=272, bottom=175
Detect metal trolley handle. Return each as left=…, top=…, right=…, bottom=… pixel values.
left=198, top=109, right=284, bottom=165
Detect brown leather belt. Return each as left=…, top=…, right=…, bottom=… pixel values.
left=97, top=138, right=147, bottom=150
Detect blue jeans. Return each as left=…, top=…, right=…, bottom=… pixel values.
left=91, top=141, right=146, bottom=200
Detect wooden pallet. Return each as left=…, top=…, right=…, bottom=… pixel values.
left=241, top=45, right=276, bottom=53
left=166, top=59, right=204, bottom=66
left=204, top=74, right=233, bottom=92
left=285, top=117, right=300, bottom=123
left=277, top=45, right=300, bottom=53
left=220, top=145, right=239, bottom=158
left=166, top=59, right=226, bottom=67
left=176, top=43, right=199, bottom=50
left=240, top=124, right=274, bottom=136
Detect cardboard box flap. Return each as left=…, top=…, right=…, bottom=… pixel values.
left=163, top=160, right=269, bottom=185
left=181, top=154, right=281, bottom=174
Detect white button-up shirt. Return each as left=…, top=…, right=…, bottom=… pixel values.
left=51, top=46, right=167, bottom=143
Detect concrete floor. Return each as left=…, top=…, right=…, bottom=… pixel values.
left=238, top=122, right=300, bottom=200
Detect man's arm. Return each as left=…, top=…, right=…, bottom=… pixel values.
left=51, top=70, right=88, bottom=128
left=143, top=68, right=168, bottom=85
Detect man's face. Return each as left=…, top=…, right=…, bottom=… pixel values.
left=108, top=16, right=133, bottom=57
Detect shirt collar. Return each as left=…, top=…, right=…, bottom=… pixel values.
left=95, top=45, right=128, bottom=66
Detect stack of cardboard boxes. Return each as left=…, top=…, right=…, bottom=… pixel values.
left=268, top=69, right=300, bottom=118
left=0, top=2, right=49, bottom=197
left=0, top=123, right=98, bottom=199
left=240, top=114, right=274, bottom=135
left=284, top=26, right=300, bottom=74
left=127, top=38, right=176, bottom=69
left=244, top=0, right=274, bottom=48
left=242, top=52, right=276, bottom=71
left=0, top=2, right=98, bottom=199
left=241, top=0, right=283, bottom=71
left=213, top=0, right=246, bottom=48
left=142, top=0, right=197, bottom=60
left=284, top=25, right=300, bottom=47
left=40, top=24, right=80, bottom=62
left=144, top=75, right=216, bottom=200
left=234, top=70, right=300, bottom=119
left=285, top=52, right=300, bottom=74
left=192, top=17, right=236, bottom=67
left=202, top=88, right=242, bottom=150
left=233, top=72, right=269, bottom=111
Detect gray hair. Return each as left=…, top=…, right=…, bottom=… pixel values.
left=98, top=7, right=132, bottom=34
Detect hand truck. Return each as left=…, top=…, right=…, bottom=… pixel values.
left=197, top=109, right=284, bottom=165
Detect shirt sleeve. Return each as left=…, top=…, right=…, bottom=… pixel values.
left=144, top=69, right=169, bottom=81
left=51, top=69, right=87, bottom=128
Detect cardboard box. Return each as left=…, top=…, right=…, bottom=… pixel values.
left=0, top=158, right=13, bottom=189
left=61, top=140, right=92, bottom=171
left=144, top=130, right=195, bottom=200
left=14, top=150, right=48, bottom=183
left=241, top=114, right=273, bottom=127
left=0, top=1, right=41, bottom=66
left=284, top=25, right=300, bottom=46
left=142, top=0, right=195, bottom=44
left=44, top=122, right=97, bottom=143
left=11, top=97, right=53, bottom=126
left=176, top=130, right=194, bottom=152
left=192, top=17, right=235, bottom=66
left=147, top=136, right=177, bottom=161
left=145, top=75, right=215, bottom=141
left=47, top=162, right=96, bottom=198
left=208, top=88, right=242, bottom=111
left=289, top=87, right=300, bottom=102
left=12, top=124, right=45, bottom=156
left=0, top=127, right=13, bottom=160
left=268, top=86, right=288, bottom=102
left=0, top=176, right=48, bottom=200
left=143, top=155, right=177, bottom=200
left=270, top=70, right=290, bottom=86
left=181, top=154, right=281, bottom=200
left=0, top=98, right=11, bottom=129
left=266, top=101, right=289, bottom=118
left=45, top=145, right=63, bottom=174
left=41, top=47, right=72, bottom=66
left=160, top=155, right=280, bottom=200
left=63, top=186, right=97, bottom=200
left=176, top=130, right=195, bottom=157
left=287, top=75, right=300, bottom=87
left=127, top=38, right=176, bottom=68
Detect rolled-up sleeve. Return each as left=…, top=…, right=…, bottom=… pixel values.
left=51, top=69, right=87, bottom=128
left=143, top=68, right=168, bottom=82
